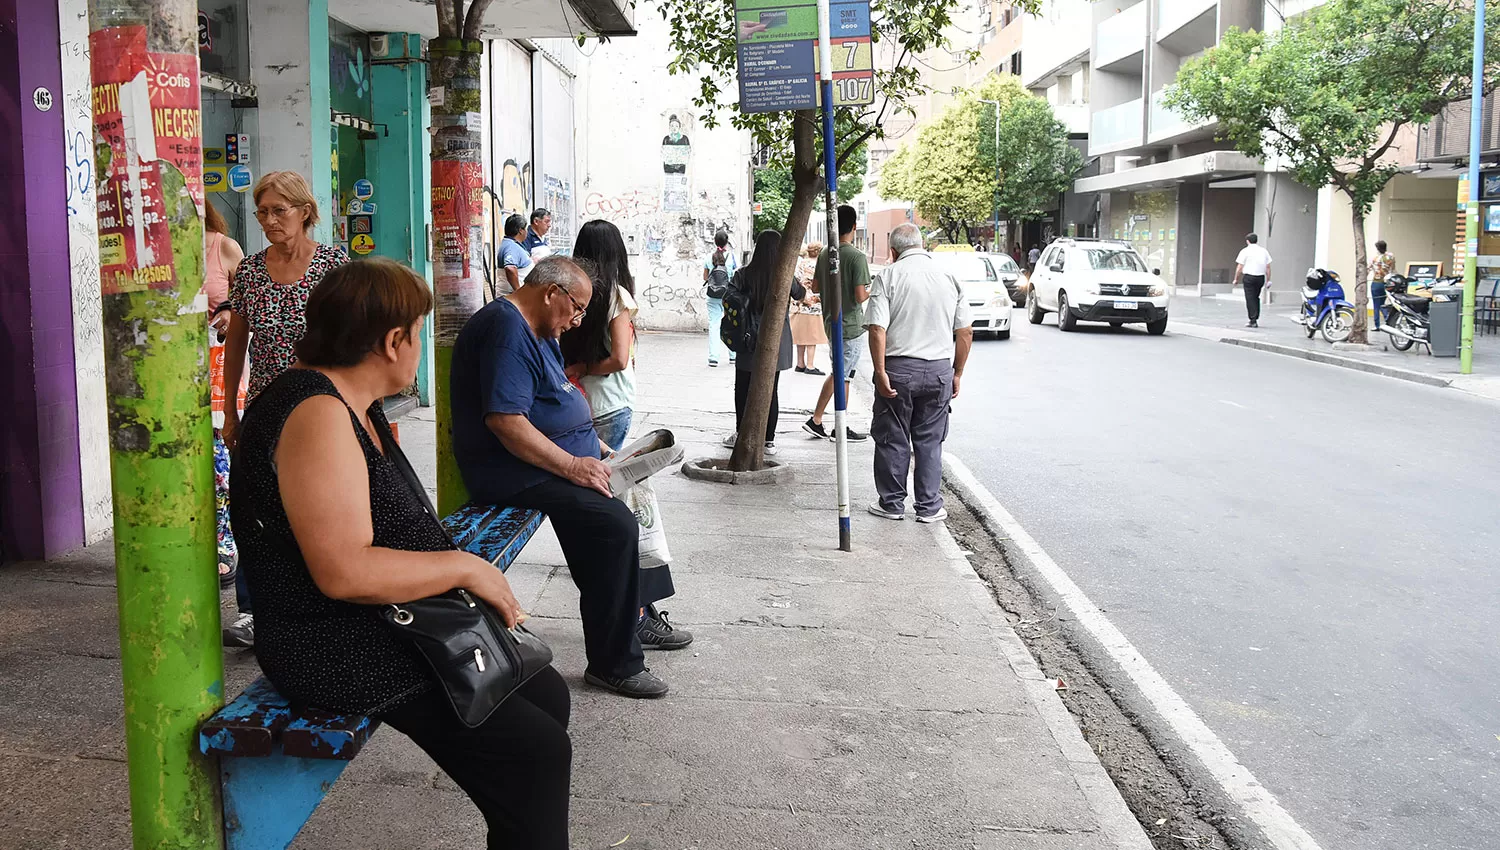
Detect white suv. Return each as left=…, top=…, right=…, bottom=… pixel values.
left=1026, top=239, right=1170, bottom=335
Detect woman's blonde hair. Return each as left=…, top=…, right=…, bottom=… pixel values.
left=805, top=242, right=823, bottom=258
left=252, top=171, right=320, bottom=231
left=204, top=199, right=229, bottom=235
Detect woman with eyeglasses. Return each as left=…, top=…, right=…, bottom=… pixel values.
left=220, top=170, right=348, bottom=649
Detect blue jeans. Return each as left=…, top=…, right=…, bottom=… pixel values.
left=1371, top=280, right=1387, bottom=329
left=594, top=408, right=633, bottom=452
left=706, top=298, right=731, bottom=364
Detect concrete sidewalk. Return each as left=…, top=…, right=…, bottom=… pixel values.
left=0, top=331, right=1149, bottom=849
left=1168, top=293, right=1500, bottom=401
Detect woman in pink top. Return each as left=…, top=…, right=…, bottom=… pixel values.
left=205, top=202, right=245, bottom=588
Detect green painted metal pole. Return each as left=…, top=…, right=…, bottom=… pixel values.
left=429, top=36, right=486, bottom=516
left=88, top=1, right=225, bottom=848
left=1462, top=0, right=1485, bottom=374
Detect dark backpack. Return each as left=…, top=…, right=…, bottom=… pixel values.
left=706, top=263, right=731, bottom=299
left=719, top=276, right=757, bottom=355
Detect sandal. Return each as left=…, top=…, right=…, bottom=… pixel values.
left=218, top=554, right=238, bottom=589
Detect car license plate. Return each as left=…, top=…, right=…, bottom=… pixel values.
left=1115, top=300, right=1139, bottom=310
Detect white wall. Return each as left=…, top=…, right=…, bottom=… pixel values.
left=580, top=15, right=752, bottom=331
left=1021, top=0, right=1092, bottom=89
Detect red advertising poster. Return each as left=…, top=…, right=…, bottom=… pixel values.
left=91, top=25, right=204, bottom=295
left=431, top=159, right=486, bottom=345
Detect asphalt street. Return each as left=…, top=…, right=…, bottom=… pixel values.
left=947, top=303, right=1500, bottom=850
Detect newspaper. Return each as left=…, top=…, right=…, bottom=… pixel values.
left=606, top=429, right=685, bottom=498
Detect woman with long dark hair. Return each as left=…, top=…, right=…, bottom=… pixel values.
left=562, top=220, right=693, bottom=653
left=723, top=230, right=805, bottom=454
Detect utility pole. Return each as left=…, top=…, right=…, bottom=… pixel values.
left=431, top=0, right=494, bottom=515
left=817, top=0, right=851, bottom=551
left=87, top=1, right=225, bottom=847
left=1461, top=0, right=1485, bottom=375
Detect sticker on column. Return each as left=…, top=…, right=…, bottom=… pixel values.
left=204, top=167, right=227, bottom=192
left=351, top=233, right=376, bottom=255
left=353, top=178, right=374, bottom=200
left=32, top=87, right=54, bottom=111
left=228, top=164, right=252, bottom=193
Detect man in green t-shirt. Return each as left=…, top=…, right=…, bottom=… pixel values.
left=803, top=205, right=871, bottom=442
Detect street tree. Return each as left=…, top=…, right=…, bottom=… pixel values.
left=654, top=0, right=1038, bottom=470
left=880, top=101, right=993, bottom=244
left=881, top=74, right=1080, bottom=246
left=1166, top=0, right=1500, bottom=344
left=754, top=141, right=867, bottom=235
left=984, top=92, right=1082, bottom=229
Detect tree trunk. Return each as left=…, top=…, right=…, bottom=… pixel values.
left=87, top=0, right=224, bottom=845
left=1348, top=203, right=1370, bottom=345
left=430, top=4, right=488, bottom=514
left=729, top=111, right=819, bottom=471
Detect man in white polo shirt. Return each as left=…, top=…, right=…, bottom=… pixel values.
left=863, top=224, right=973, bottom=523
left=1234, top=232, right=1273, bottom=328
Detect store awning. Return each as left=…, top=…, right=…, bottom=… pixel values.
left=1073, top=150, right=1263, bottom=195
left=331, top=0, right=635, bottom=41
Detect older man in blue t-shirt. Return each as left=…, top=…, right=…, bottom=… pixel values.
left=450, top=257, right=667, bottom=699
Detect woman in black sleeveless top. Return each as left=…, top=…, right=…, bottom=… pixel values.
left=231, top=258, right=570, bottom=849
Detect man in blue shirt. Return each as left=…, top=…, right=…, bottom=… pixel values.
left=497, top=214, right=532, bottom=292
left=451, top=257, right=667, bottom=698
left=522, top=208, right=552, bottom=255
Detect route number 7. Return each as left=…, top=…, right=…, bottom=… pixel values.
left=842, top=41, right=858, bottom=70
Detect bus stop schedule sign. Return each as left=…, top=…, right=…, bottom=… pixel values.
left=736, top=0, right=873, bottom=114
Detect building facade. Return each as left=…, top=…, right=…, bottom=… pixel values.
left=1, top=0, right=630, bottom=562
left=1076, top=0, right=1316, bottom=293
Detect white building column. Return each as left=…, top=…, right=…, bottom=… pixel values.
left=1314, top=185, right=1336, bottom=269
left=248, top=0, right=333, bottom=246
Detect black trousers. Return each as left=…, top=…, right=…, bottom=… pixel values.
left=502, top=477, right=645, bottom=680
left=1243, top=274, right=1266, bottom=321
left=383, top=668, right=572, bottom=850
left=733, top=368, right=780, bottom=442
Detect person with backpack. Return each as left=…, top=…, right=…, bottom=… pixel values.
left=720, top=230, right=805, bottom=454
left=703, top=231, right=738, bottom=367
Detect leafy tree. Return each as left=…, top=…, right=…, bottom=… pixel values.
left=1166, top=0, right=1500, bottom=344
left=881, top=103, right=993, bottom=243
left=986, top=95, right=1083, bottom=225
left=753, top=142, right=866, bottom=235
left=655, top=0, right=1037, bottom=470
left=881, top=74, right=1080, bottom=246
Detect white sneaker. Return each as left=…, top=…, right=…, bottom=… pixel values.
left=867, top=503, right=904, bottom=521
left=722, top=434, right=739, bottom=448
left=764, top=442, right=778, bottom=456
left=915, top=507, right=949, bottom=524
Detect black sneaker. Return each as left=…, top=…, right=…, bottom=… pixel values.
left=802, top=417, right=830, bottom=439
left=841, top=427, right=869, bottom=443
left=222, top=612, right=254, bottom=648
left=638, top=605, right=693, bottom=650
left=585, top=668, right=669, bottom=698
left=805, top=367, right=826, bottom=376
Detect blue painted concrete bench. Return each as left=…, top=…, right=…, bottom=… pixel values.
left=199, top=503, right=544, bottom=850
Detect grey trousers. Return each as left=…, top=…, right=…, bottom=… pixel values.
left=872, top=356, right=953, bottom=516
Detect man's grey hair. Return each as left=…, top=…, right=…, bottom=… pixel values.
left=889, top=223, right=924, bottom=257
left=524, top=255, right=593, bottom=292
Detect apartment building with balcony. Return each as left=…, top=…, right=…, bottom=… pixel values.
left=1077, top=0, right=1318, bottom=292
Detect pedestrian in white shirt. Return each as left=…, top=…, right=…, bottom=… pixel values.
left=864, top=223, right=973, bottom=523
left=1234, top=233, right=1272, bottom=328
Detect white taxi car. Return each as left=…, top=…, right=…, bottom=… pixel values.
left=1026, top=238, right=1170, bottom=335
left=931, top=252, right=1012, bottom=340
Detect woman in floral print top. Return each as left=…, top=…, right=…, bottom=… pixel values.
left=222, top=171, right=348, bottom=452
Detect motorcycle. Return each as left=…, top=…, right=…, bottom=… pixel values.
left=1377, top=274, right=1452, bottom=352
left=1297, top=268, right=1356, bottom=343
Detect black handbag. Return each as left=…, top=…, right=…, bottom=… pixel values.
left=380, top=422, right=553, bottom=728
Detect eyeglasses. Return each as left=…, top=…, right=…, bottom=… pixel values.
left=254, top=204, right=307, bottom=221
left=554, top=284, right=588, bottom=320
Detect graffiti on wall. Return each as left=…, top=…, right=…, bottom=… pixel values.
left=499, top=158, right=532, bottom=216
left=59, top=4, right=113, bottom=541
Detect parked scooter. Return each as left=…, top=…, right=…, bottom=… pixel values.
left=1297, top=268, right=1356, bottom=343
left=1377, top=274, right=1447, bottom=352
